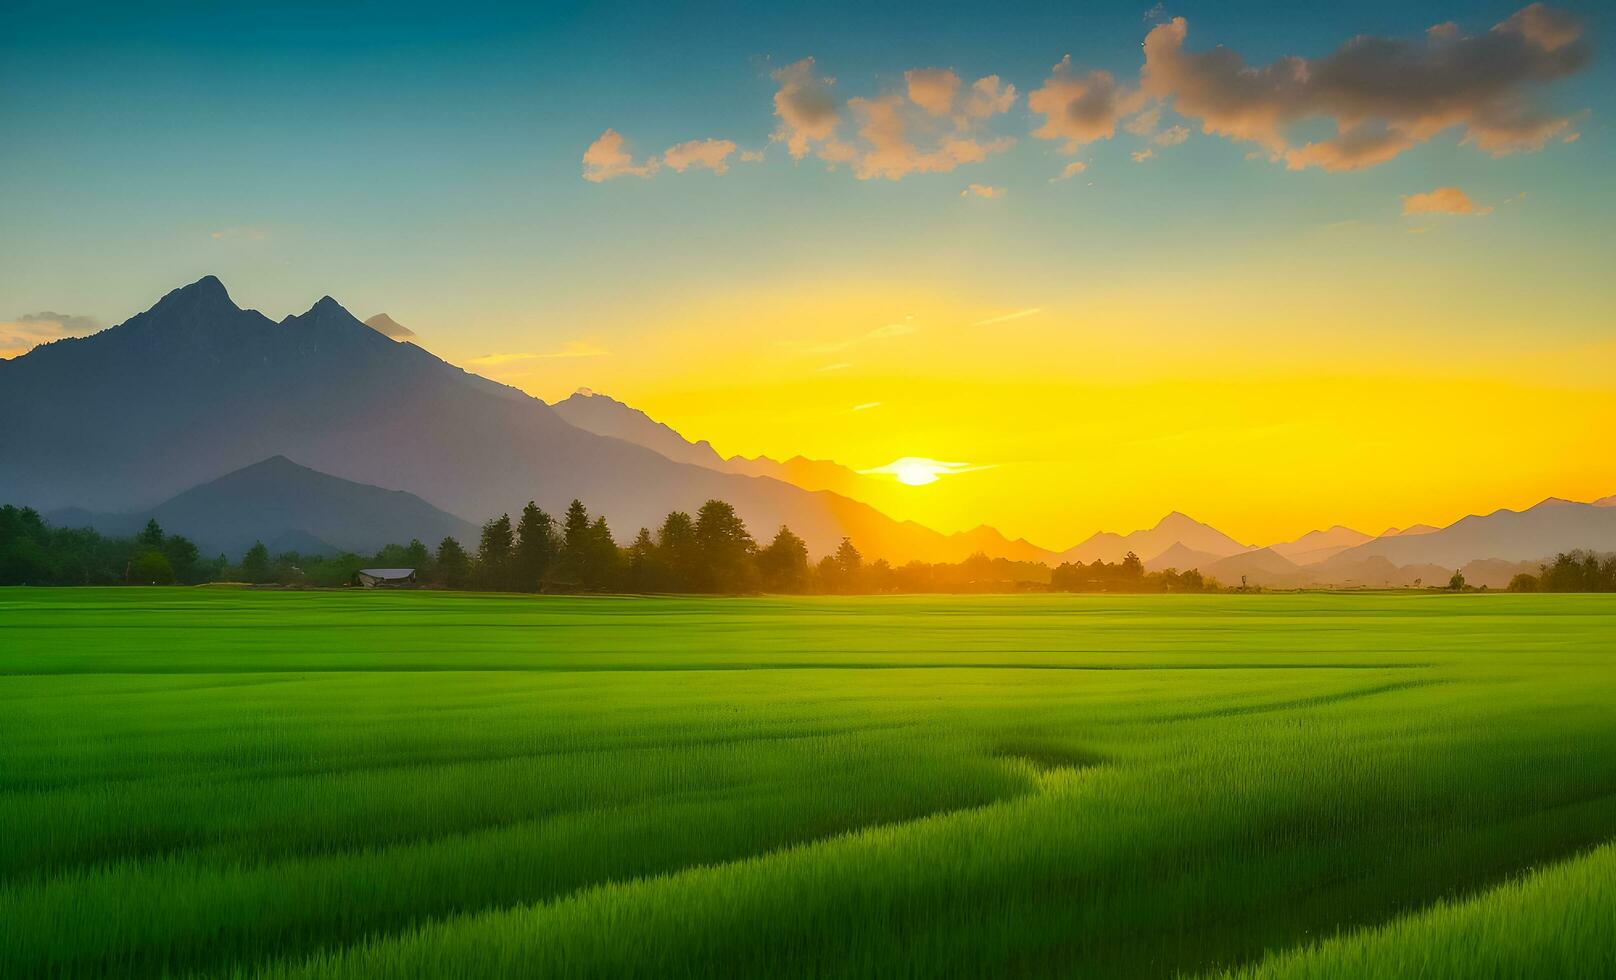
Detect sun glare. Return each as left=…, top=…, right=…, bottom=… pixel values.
left=861, top=457, right=979, bottom=487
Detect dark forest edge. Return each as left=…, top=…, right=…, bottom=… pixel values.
left=3, top=500, right=1614, bottom=595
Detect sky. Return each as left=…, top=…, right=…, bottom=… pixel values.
left=2, top=0, right=1613, bottom=547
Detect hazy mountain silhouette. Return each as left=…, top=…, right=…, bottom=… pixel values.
left=551, top=388, right=729, bottom=470
left=1202, top=547, right=1300, bottom=583
left=1061, top=512, right=1249, bottom=564
left=1378, top=524, right=1439, bottom=537
left=0, top=276, right=1036, bottom=560
left=49, top=456, right=477, bottom=558
left=1595, top=495, right=1616, bottom=508
left=1269, top=525, right=1374, bottom=566
left=1329, top=498, right=1616, bottom=567
left=1143, top=541, right=1224, bottom=573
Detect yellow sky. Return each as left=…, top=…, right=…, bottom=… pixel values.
left=453, top=265, right=1616, bottom=548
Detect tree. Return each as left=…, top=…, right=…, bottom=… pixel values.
left=624, top=527, right=660, bottom=592
left=1448, top=570, right=1466, bottom=591
left=583, top=515, right=619, bottom=590
left=514, top=502, right=556, bottom=591
left=821, top=537, right=862, bottom=594
left=558, top=499, right=593, bottom=586
left=657, top=510, right=699, bottom=591
left=755, top=525, right=809, bottom=593
left=1507, top=572, right=1538, bottom=593
left=137, top=519, right=165, bottom=550
left=129, top=550, right=174, bottom=585
left=434, top=537, right=472, bottom=588
left=240, top=541, right=271, bottom=583
left=477, top=514, right=514, bottom=590
left=694, top=499, right=755, bottom=593
left=161, top=534, right=201, bottom=584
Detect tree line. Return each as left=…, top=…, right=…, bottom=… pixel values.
left=1050, top=553, right=1216, bottom=593
left=1506, top=551, right=1616, bottom=593
left=0, top=506, right=215, bottom=585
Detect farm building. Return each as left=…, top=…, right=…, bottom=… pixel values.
left=354, top=568, right=417, bottom=588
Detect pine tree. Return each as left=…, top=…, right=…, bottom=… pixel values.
left=514, top=502, right=556, bottom=591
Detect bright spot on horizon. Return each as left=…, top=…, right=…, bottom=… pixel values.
left=861, top=457, right=982, bottom=487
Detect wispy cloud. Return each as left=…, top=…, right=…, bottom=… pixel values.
left=850, top=401, right=882, bottom=412
left=961, top=183, right=1006, bottom=198
left=971, top=308, right=1043, bottom=327
left=468, top=341, right=611, bottom=366
left=0, top=311, right=101, bottom=358
left=1131, top=148, right=1155, bottom=163
left=1052, top=160, right=1088, bottom=182
left=805, top=317, right=918, bottom=355
left=663, top=138, right=739, bottom=174
left=817, top=361, right=852, bottom=372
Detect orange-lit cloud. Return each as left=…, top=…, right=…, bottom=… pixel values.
left=0, top=311, right=101, bottom=359
left=905, top=68, right=960, bottom=117
left=663, top=138, right=739, bottom=174
left=1402, top=187, right=1493, bottom=215
left=582, top=129, right=659, bottom=181
left=961, top=183, right=1005, bottom=198
left=1141, top=5, right=1590, bottom=172
left=771, top=57, right=852, bottom=161
left=1029, top=57, right=1146, bottom=152
left=1053, top=160, right=1088, bottom=181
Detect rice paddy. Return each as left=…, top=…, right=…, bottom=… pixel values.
left=2, top=588, right=1613, bottom=978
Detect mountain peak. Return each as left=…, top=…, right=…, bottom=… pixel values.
left=151, top=274, right=237, bottom=313
left=363, top=313, right=416, bottom=341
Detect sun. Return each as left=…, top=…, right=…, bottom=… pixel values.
left=860, top=457, right=986, bottom=487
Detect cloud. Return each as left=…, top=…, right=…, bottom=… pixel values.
left=468, top=341, right=611, bottom=366
left=1053, top=160, right=1088, bottom=181
left=1141, top=5, right=1591, bottom=172
left=850, top=401, right=882, bottom=412
left=1132, top=148, right=1155, bottom=163
left=771, top=59, right=1013, bottom=180
left=1029, top=57, right=1146, bottom=151
left=663, top=138, right=739, bottom=174
left=1154, top=124, right=1190, bottom=146
left=1402, top=187, right=1492, bottom=215
left=771, top=57, right=852, bottom=161
left=817, top=361, right=852, bottom=372
left=971, top=307, right=1042, bottom=327
left=582, top=129, right=659, bottom=182
left=905, top=68, right=961, bottom=117
left=0, top=311, right=101, bottom=358
left=962, top=75, right=1017, bottom=119
left=805, top=318, right=918, bottom=355
left=961, top=183, right=1006, bottom=198
left=739, top=148, right=766, bottom=163
left=363, top=313, right=417, bottom=340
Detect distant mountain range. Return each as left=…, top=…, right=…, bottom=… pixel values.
left=0, top=277, right=1062, bottom=562
left=51, top=456, right=475, bottom=557
left=4, top=275, right=1611, bottom=579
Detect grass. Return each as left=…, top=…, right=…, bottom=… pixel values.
left=0, top=589, right=1612, bottom=978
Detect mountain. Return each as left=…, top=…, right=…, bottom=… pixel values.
left=1595, top=495, right=1616, bottom=508
left=1202, top=548, right=1300, bottom=586
left=1268, top=525, right=1374, bottom=566
left=1329, top=498, right=1616, bottom=568
left=49, top=456, right=478, bottom=558
left=550, top=388, right=728, bottom=470
left=363, top=314, right=416, bottom=340
left=1379, top=524, right=1438, bottom=537
left=1143, top=541, right=1224, bottom=573
left=0, top=276, right=1027, bottom=561
left=1062, top=512, right=1249, bottom=565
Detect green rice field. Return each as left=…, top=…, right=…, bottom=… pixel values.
left=2, top=588, right=1614, bottom=978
